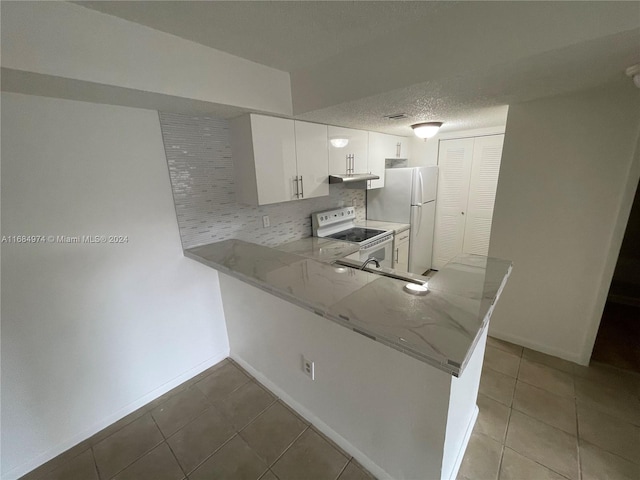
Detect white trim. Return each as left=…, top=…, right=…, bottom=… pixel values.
left=3, top=349, right=229, bottom=480
left=443, top=405, right=479, bottom=480
left=488, top=329, right=584, bottom=365
left=579, top=129, right=640, bottom=365
left=436, top=126, right=506, bottom=141
left=231, top=353, right=394, bottom=480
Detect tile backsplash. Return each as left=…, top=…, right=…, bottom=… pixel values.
left=159, top=112, right=365, bottom=249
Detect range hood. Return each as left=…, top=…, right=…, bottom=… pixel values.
left=329, top=173, right=380, bottom=184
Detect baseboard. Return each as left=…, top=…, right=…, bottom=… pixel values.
left=231, top=353, right=393, bottom=480
left=444, top=405, right=478, bottom=480
left=3, top=349, right=229, bottom=480
left=488, top=329, right=585, bottom=365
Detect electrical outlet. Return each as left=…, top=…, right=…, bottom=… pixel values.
left=302, top=356, right=315, bottom=380
left=262, top=215, right=270, bottom=228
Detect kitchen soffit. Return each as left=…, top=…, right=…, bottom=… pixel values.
left=74, top=1, right=640, bottom=134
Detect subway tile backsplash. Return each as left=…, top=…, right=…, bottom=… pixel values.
left=159, top=112, right=365, bottom=249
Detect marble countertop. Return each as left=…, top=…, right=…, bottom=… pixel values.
left=185, top=240, right=511, bottom=376
left=357, top=220, right=410, bottom=234
left=274, top=237, right=360, bottom=263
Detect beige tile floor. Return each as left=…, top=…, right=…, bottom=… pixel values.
left=459, top=337, right=640, bottom=480
left=21, top=338, right=640, bottom=480
left=21, top=359, right=372, bottom=480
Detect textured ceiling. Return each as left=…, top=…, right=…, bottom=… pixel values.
left=75, top=1, right=640, bottom=133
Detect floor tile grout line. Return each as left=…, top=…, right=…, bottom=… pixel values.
left=334, top=456, right=351, bottom=480
left=265, top=424, right=312, bottom=470
left=183, top=431, right=241, bottom=477
left=164, top=440, right=188, bottom=480
left=500, top=446, right=574, bottom=480
left=504, top=409, right=580, bottom=480
left=494, top=443, right=506, bottom=480
left=578, top=437, right=640, bottom=467
left=103, top=437, right=164, bottom=480
left=574, top=386, right=582, bottom=480
left=89, top=446, right=101, bottom=480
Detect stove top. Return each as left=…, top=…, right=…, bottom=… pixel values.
left=326, top=227, right=386, bottom=244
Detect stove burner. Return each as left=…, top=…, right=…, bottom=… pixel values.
left=326, top=227, right=386, bottom=243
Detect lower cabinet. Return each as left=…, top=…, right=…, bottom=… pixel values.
left=393, top=229, right=410, bottom=273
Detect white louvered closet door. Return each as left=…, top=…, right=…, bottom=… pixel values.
left=432, top=138, right=474, bottom=269
left=462, top=135, right=504, bottom=256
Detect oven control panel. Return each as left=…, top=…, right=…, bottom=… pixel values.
left=315, top=207, right=355, bottom=226
left=311, top=207, right=356, bottom=236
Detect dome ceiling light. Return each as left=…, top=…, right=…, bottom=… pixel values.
left=411, top=122, right=443, bottom=139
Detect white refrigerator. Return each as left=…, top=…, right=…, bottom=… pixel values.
left=367, top=166, right=438, bottom=274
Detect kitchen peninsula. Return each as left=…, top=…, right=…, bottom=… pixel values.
left=186, top=239, right=511, bottom=480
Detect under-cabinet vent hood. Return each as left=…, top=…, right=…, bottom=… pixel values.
left=329, top=173, right=380, bottom=184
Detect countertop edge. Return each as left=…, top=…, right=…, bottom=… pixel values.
left=184, top=250, right=468, bottom=377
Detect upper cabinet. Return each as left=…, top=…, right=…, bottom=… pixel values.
left=294, top=121, right=330, bottom=200
left=328, top=126, right=368, bottom=175
left=432, top=134, right=504, bottom=269
left=367, top=133, right=411, bottom=189
left=231, top=114, right=329, bottom=205
left=367, top=132, right=389, bottom=190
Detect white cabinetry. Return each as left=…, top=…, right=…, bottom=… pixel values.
left=328, top=126, right=368, bottom=175
left=367, top=133, right=411, bottom=190
left=432, top=135, right=504, bottom=269
left=231, top=114, right=328, bottom=205
left=393, top=229, right=411, bottom=273
left=294, top=121, right=330, bottom=200
left=367, top=132, right=389, bottom=190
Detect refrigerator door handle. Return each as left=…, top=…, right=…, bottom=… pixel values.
left=418, top=170, right=425, bottom=205
left=415, top=204, right=422, bottom=235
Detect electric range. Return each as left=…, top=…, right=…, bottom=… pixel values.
left=311, top=207, right=394, bottom=267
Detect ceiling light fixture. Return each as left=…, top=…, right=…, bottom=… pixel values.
left=330, top=137, right=349, bottom=148
left=411, top=122, right=443, bottom=139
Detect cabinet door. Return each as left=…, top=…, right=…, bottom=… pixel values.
left=366, top=132, right=388, bottom=189
left=393, top=230, right=411, bottom=272
left=462, top=135, right=504, bottom=256
left=389, top=135, right=410, bottom=159
left=328, top=126, right=368, bottom=174
left=295, top=121, right=329, bottom=199
left=432, top=138, right=474, bottom=269
left=395, top=240, right=410, bottom=273
left=252, top=115, right=297, bottom=205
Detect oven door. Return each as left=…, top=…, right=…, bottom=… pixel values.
left=345, top=236, right=394, bottom=269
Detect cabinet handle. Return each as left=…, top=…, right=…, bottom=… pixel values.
left=461, top=212, right=465, bottom=215
left=395, top=248, right=399, bottom=263
left=396, top=142, right=401, bottom=158
left=294, top=176, right=300, bottom=198
left=300, top=175, right=304, bottom=198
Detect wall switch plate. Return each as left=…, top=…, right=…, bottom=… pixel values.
left=302, top=356, right=315, bottom=380
left=262, top=215, right=270, bottom=228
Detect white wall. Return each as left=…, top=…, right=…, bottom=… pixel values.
left=1, top=1, right=292, bottom=115
left=219, top=274, right=453, bottom=480
left=1, top=93, right=230, bottom=479
left=488, top=83, right=640, bottom=364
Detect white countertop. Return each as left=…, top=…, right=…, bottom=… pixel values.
left=274, top=237, right=359, bottom=262
left=185, top=239, right=512, bottom=376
